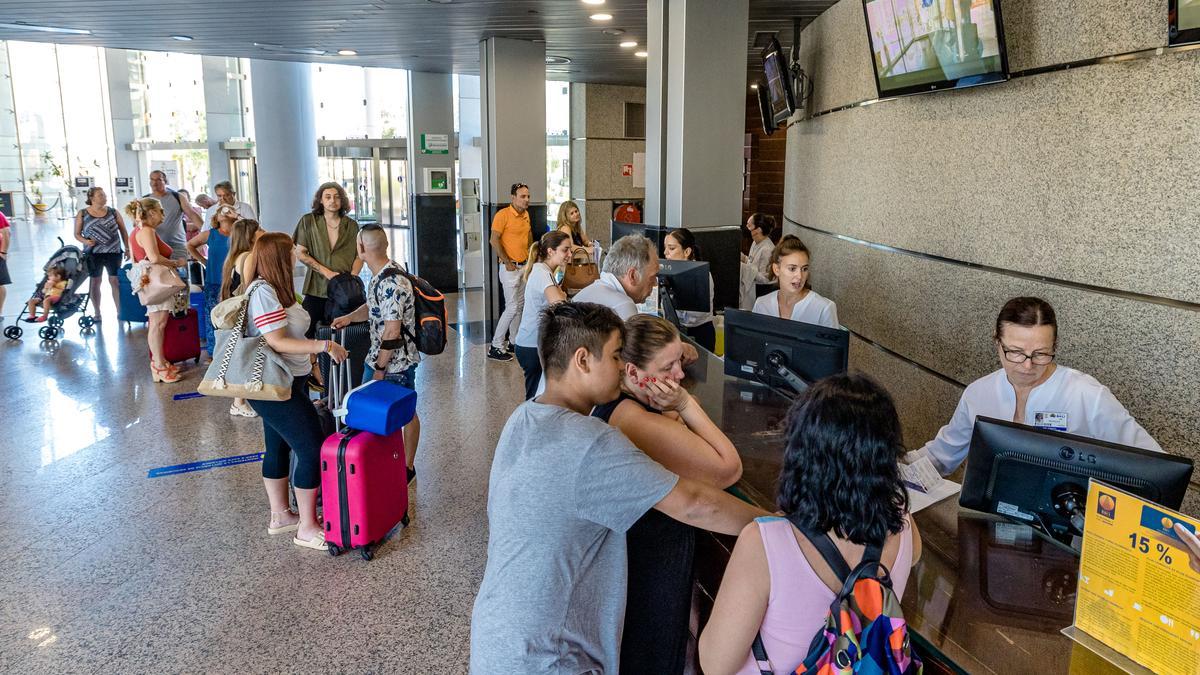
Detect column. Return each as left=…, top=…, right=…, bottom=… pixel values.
left=201, top=55, right=245, bottom=188
left=479, top=37, right=546, bottom=340
left=248, top=59, right=319, bottom=232
left=405, top=70, right=457, bottom=292
left=644, top=0, right=749, bottom=230
left=103, top=48, right=144, bottom=213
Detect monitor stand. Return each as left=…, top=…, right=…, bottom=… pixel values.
left=765, top=350, right=810, bottom=395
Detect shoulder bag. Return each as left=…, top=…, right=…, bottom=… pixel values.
left=561, top=246, right=600, bottom=294
left=198, top=281, right=294, bottom=401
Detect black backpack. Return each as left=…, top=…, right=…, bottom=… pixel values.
left=375, top=266, right=447, bottom=356
left=325, top=272, right=367, bottom=323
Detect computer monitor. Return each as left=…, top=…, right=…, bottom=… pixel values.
left=610, top=221, right=670, bottom=255
left=658, top=259, right=710, bottom=328
left=960, top=417, right=1194, bottom=548
left=722, top=308, right=849, bottom=395
left=687, top=225, right=741, bottom=315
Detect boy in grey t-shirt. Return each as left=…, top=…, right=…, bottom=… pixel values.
left=470, top=302, right=766, bottom=674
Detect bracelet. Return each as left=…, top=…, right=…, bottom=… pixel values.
left=321, top=340, right=331, bottom=354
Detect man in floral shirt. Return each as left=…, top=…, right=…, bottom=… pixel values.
left=331, top=225, right=421, bottom=482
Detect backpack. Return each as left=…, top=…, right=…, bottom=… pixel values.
left=325, top=272, right=367, bottom=322
left=752, top=518, right=922, bottom=675
left=375, top=265, right=447, bottom=355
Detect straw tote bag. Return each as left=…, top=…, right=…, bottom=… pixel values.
left=197, top=281, right=293, bottom=401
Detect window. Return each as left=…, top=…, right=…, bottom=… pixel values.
left=546, top=81, right=570, bottom=222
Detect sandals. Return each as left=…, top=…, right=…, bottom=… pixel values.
left=230, top=402, right=259, bottom=418
left=267, top=510, right=300, bottom=535
left=293, top=530, right=328, bottom=551
left=150, top=363, right=181, bottom=384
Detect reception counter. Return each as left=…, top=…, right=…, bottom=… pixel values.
left=681, top=344, right=1121, bottom=674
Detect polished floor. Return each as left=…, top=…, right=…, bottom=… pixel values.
left=0, top=216, right=520, bottom=672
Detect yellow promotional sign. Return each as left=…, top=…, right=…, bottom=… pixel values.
left=1069, top=480, right=1200, bottom=675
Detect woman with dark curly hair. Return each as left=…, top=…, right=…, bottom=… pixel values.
left=293, top=182, right=362, bottom=384
left=698, top=373, right=922, bottom=675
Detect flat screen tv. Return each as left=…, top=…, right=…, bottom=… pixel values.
left=1170, top=0, right=1200, bottom=45
left=862, top=0, right=1009, bottom=98
left=761, top=38, right=795, bottom=124
left=755, top=82, right=776, bottom=135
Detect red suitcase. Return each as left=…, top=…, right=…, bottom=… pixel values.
left=161, top=308, right=202, bottom=365
left=320, top=426, right=410, bottom=560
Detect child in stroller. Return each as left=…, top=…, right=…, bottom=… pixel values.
left=2, top=238, right=95, bottom=341
left=24, top=265, right=68, bottom=322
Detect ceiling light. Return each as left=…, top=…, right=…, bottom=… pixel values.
left=750, top=84, right=758, bottom=90
left=0, top=21, right=91, bottom=35
left=337, top=49, right=358, bottom=56
left=545, top=55, right=572, bottom=65
left=635, top=50, right=648, bottom=58
left=590, top=13, right=613, bottom=21
left=619, top=41, right=637, bottom=48
left=582, top=0, right=606, bottom=4
left=170, top=35, right=193, bottom=41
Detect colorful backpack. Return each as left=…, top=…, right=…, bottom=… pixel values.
left=375, top=266, right=447, bottom=356
left=751, top=520, right=922, bottom=675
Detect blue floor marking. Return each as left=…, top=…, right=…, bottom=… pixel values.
left=147, top=452, right=264, bottom=478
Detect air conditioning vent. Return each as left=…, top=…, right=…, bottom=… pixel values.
left=624, top=102, right=645, bottom=138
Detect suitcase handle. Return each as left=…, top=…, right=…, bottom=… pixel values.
left=327, top=327, right=355, bottom=432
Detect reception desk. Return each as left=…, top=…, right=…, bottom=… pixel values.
left=682, top=345, right=1121, bottom=674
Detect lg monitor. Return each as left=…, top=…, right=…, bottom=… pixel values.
left=723, top=309, right=849, bottom=396
left=862, top=0, right=1009, bottom=99
left=960, top=417, right=1194, bottom=549
left=657, top=259, right=710, bottom=329
left=756, top=78, right=777, bottom=135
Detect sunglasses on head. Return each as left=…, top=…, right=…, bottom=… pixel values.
left=510, top=183, right=528, bottom=194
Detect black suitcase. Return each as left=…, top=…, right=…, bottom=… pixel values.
left=316, top=322, right=370, bottom=391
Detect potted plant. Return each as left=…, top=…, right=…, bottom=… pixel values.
left=25, top=151, right=64, bottom=215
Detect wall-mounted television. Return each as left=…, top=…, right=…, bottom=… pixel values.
left=862, top=0, right=1009, bottom=98
left=755, top=82, right=776, bottom=136
left=1170, top=0, right=1200, bottom=45
left=761, top=38, right=795, bottom=125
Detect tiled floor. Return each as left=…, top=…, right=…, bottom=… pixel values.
left=0, top=217, right=522, bottom=672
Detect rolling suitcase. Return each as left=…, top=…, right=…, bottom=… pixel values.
left=118, top=263, right=148, bottom=325
left=318, top=343, right=410, bottom=561
left=161, top=308, right=202, bottom=364
left=316, top=321, right=369, bottom=389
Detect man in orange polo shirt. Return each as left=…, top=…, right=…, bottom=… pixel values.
left=488, top=182, right=533, bottom=361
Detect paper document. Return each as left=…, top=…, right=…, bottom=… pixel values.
left=901, top=456, right=961, bottom=513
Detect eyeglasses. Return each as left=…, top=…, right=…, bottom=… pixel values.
left=1000, top=343, right=1056, bottom=365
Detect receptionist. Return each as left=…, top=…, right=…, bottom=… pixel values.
left=913, top=296, right=1161, bottom=475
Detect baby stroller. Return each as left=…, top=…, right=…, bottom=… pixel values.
left=4, top=238, right=96, bottom=341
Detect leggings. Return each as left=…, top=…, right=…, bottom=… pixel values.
left=514, top=345, right=542, bottom=401
left=248, top=375, right=324, bottom=489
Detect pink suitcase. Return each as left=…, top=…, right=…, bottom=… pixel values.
left=320, top=427, right=410, bottom=560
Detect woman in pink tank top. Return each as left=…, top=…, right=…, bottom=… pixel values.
left=699, top=373, right=923, bottom=675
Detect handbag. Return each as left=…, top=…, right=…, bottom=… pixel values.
left=209, top=292, right=250, bottom=331
left=197, top=281, right=294, bottom=401
left=133, top=261, right=186, bottom=306
left=562, top=247, right=600, bottom=293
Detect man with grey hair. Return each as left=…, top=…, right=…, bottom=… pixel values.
left=573, top=234, right=659, bottom=320
left=144, top=169, right=203, bottom=261
left=205, top=180, right=257, bottom=223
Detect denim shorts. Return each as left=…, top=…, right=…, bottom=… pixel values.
left=363, top=363, right=417, bottom=389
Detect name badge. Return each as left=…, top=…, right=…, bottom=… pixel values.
left=1033, top=411, right=1068, bottom=432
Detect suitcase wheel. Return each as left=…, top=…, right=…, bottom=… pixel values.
left=360, top=545, right=373, bottom=562
left=401, top=513, right=410, bottom=527
left=327, top=544, right=340, bottom=557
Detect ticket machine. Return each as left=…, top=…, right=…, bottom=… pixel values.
left=72, top=176, right=95, bottom=212
left=113, top=177, right=136, bottom=211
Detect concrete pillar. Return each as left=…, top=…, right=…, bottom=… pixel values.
left=479, top=37, right=546, bottom=339
left=248, top=59, right=319, bottom=232
left=103, top=48, right=144, bottom=213
left=405, top=70, right=457, bottom=292
left=201, top=55, right=245, bottom=188
left=645, top=0, right=749, bottom=230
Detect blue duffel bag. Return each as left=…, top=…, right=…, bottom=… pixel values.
left=342, top=380, right=417, bottom=436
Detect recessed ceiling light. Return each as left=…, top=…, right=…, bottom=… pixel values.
left=337, top=49, right=358, bottom=56
left=635, top=51, right=648, bottom=58
left=589, top=13, right=613, bottom=21
left=0, top=21, right=91, bottom=35
left=750, top=84, right=759, bottom=90
left=545, top=55, right=572, bottom=65
left=582, top=0, right=606, bottom=4
left=170, top=35, right=193, bottom=41
left=619, top=41, right=637, bottom=48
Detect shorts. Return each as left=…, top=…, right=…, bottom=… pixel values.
left=88, top=252, right=123, bottom=278
left=0, top=255, right=9, bottom=285
left=363, top=363, right=417, bottom=390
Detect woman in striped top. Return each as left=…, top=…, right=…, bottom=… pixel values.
left=243, top=232, right=348, bottom=551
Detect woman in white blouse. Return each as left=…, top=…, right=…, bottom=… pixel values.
left=751, top=235, right=839, bottom=329
left=912, top=296, right=1161, bottom=475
